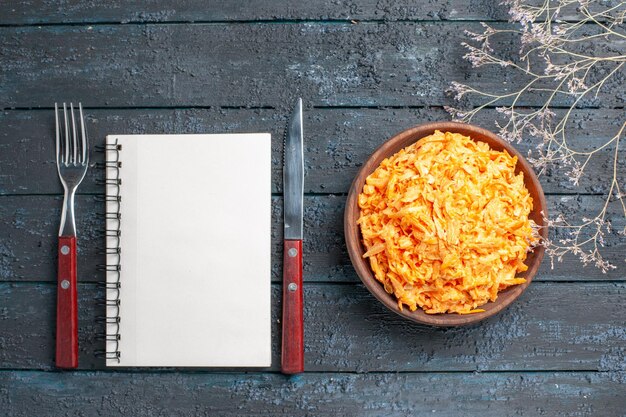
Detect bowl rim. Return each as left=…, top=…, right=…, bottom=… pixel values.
left=344, top=121, right=548, bottom=327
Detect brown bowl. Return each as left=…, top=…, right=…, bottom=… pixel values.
left=344, top=122, right=548, bottom=326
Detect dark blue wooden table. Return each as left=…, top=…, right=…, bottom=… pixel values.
left=1, top=1, right=625, bottom=416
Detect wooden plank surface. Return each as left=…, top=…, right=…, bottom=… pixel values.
left=1, top=23, right=623, bottom=109
left=1, top=108, right=623, bottom=196
left=1, top=194, right=624, bottom=283
left=1, top=282, right=625, bottom=372
left=0, top=0, right=606, bottom=25
left=1, top=1, right=624, bottom=414
left=0, top=0, right=510, bottom=24
left=1, top=370, right=625, bottom=417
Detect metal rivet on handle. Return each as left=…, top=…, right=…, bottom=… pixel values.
left=61, top=245, right=70, bottom=255
left=288, top=283, right=298, bottom=292
left=61, top=280, right=70, bottom=289
left=288, top=248, right=298, bottom=257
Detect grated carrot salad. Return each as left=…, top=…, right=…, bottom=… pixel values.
left=357, top=131, right=538, bottom=314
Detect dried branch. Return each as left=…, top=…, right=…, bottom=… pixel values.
left=447, top=0, right=626, bottom=272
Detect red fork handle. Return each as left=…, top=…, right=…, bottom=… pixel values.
left=56, top=235, right=78, bottom=368
left=281, top=239, right=304, bottom=374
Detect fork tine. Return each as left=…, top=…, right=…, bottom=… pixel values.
left=79, top=103, right=87, bottom=165
left=63, top=103, right=70, bottom=166
left=55, top=103, right=60, bottom=165
left=70, top=103, right=78, bottom=165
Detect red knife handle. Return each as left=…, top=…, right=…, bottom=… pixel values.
left=56, top=235, right=78, bottom=368
left=281, top=239, right=304, bottom=374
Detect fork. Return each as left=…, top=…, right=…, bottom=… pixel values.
left=55, top=102, right=89, bottom=368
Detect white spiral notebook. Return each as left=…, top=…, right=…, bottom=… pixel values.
left=104, top=134, right=272, bottom=367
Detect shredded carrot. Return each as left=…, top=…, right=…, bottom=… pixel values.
left=358, top=131, right=538, bottom=314
left=458, top=309, right=486, bottom=315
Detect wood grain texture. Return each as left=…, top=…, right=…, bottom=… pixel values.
left=0, top=1, right=624, bottom=410
left=0, top=195, right=624, bottom=283
left=0, top=0, right=613, bottom=25
left=1, top=282, right=625, bottom=372
left=1, top=108, right=623, bottom=196
left=56, top=236, right=79, bottom=369
left=1, top=370, right=625, bottom=417
left=0, top=0, right=510, bottom=25
left=281, top=240, right=305, bottom=374
left=1, top=23, right=623, bottom=109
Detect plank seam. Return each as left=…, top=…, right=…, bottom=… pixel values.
left=3, top=105, right=624, bottom=111
left=0, top=192, right=612, bottom=198
left=1, top=281, right=624, bottom=286
left=0, top=368, right=616, bottom=374
left=0, top=19, right=601, bottom=29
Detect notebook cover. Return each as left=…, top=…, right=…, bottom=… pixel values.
left=105, top=134, right=272, bottom=367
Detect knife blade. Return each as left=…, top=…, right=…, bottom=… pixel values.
left=281, top=98, right=304, bottom=374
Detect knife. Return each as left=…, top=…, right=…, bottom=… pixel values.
left=282, top=98, right=304, bottom=374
